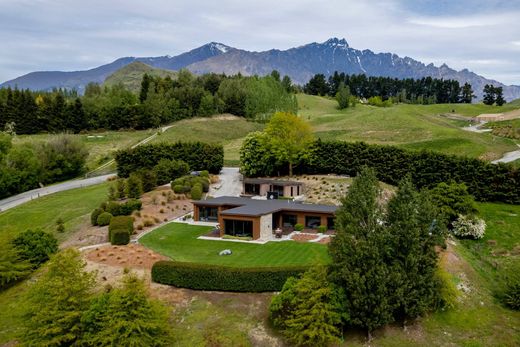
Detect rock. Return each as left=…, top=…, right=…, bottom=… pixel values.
left=219, top=249, right=232, bottom=256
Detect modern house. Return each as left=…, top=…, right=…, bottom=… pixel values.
left=193, top=196, right=337, bottom=240
left=242, top=178, right=303, bottom=198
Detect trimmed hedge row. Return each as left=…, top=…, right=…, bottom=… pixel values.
left=151, top=261, right=307, bottom=292
left=115, top=142, right=224, bottom=177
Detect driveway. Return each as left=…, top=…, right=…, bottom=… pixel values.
left=209, top=167, right=242, bottom=197
left=0, top=174, right=114, bottom=212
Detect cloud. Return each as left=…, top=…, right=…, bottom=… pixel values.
left=0, top=0, right=519, bottom=85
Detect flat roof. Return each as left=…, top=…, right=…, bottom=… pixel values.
left=194, top=196, right=338, bottom=217
left=243, top=178, right=303, bottom=186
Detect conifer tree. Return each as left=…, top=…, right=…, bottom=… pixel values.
left=495, top=86, right=505, bottom=106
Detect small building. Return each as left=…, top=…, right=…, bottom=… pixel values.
left=193, top=196, right=337, bottom=240
left=242, top=178, right=303, bottom=198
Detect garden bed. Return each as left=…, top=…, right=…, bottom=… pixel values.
left=85, top=243, right=169, bottom=269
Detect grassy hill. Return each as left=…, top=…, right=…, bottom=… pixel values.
left=298, top=94, right=520, bottom=160
left=103, top=61, right=177, bottom=92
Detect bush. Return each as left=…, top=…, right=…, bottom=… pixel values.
left=119, top=199, right=142, bottom=216
left=199, top=170, right=209, bottom=178
left=90, top=208, right=104, bottom=226
left=136, top=169, right=157, bottom=192
left=97, top=212, right=113, bottom=226
left=452, top=214, right=486, bottom=239
left=126, top=173, right=143, bottom=199
left=110, top=230, right=130, bottom=245
left=428, top=182, right=479, bottom=223
left=12, top=229, right=59, bottom=266
left=294, top=224, right=304, bottom=231
left=115, top=142, right=224, bottom=177
left=317, top=225, right=327, bottom=233
left=106, top=201, right=121, bottom=216
left=434, top=267, right=458, bottom=310
left=109, top=216, right=134, bottom=235
left=504, top=280, right=520, bottom=310
left=151, top=261, right=307, bottom=292
left=190, top=184, right=203, bottom=200
left=154, top=159, right=190, bottom=185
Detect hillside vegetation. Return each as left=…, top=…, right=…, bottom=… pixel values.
left=298, top=94, right=519, bottom=160
left=103, top=61, right=177, bottom=92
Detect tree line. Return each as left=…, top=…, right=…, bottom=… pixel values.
left=304, top=72, right=475, bottom=104
left=0, top=70, right=297, bottom=135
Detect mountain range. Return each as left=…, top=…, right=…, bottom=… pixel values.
left=2, top=38, right=519, bottom=101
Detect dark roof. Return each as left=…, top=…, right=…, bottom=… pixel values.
left=243, top=178, right=303, bottom=186
left=193, top=196, right=337, bottom=217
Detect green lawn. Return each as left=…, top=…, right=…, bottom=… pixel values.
left=298, top=94, right=519, bottom=160
left=151, top=116, right=264, bottom=166
left=139, top=222, right=330, bottom=267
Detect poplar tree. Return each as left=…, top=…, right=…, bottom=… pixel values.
left=336, top=82, right=351, bottom=109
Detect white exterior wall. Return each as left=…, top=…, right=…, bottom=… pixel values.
left=259, top=213, right=273, bottom=240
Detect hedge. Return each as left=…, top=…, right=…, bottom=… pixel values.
left=240, top=139, right=520, bottom=204
left=108, top=216, right=134, bottom=244
left=151, top=261, right=307, bottom=292
left=97, top=212, right=113, bottom=226
left=115, top=142, right=224, bottom=177
left=110, top=229, right=130, bottom=245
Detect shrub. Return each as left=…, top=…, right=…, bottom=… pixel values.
left=136, top=169, right=157, bottom=192
left=294, top=224, right=304, bottom=231
left=434, top=267, right=458, bottom=310
left=56, top=219, right=65, bottom=233
left=119, top=199, right=142, bottom=216
left=199, top=170, right=209, bottom=178
left=110, top=230, right=130, bottom=245
left=126, top=173, right=143, bottom=199
left=317, top=225, right=327, bottom=233
left=154, top=159, right=190, bottom=185
left=97, top=212, right=113, bottom=226
left=151, top=261, right=307, bottom=292
left=143, top=219, right=154, bottom=227
left=172, top=184, right=187, bottom=194
left=115, top=142, right=224, bottom=177
left=504, top=280, right=520, bottom=310
left=12, top=229, right=59, bottom=266
left=91, top=208, right=104, bottom=226
left=106, top=201, right=121, bottom=216
left=452, top=214, right=486, bottom=239
left=109, top=216, right=134, bottom=235
left=190, top=184, right=203, bottom=200
left=428, top=182, right=479, bottom=223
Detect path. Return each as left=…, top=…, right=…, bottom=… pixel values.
left=209, top=167, right=242, bottom=197
left=0, top=174, right=114, bottom=212
left=492, top=144, right=520, bottom=164
left=86, top=124, right=174, bottom=177
left=461, top=121, right=492, bottom=133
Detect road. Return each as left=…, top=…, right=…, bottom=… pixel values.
left=492, top=145, right=520, bottom=164
left=209, top=167, right=242, bottom=197
left=0, top=174, right=115, bottom=212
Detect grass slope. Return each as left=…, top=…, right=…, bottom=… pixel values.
left=103, top=61, right=177, bottom=92
left=298, top=94, right=519, bottom=160
left=139, top=222, right=329, bottom=267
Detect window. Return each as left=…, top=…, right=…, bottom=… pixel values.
left=224, top=219, right=253, bottom=237
left=198, top=206, right=218, bottom=222
left=244, top=183, right=260, bottom=195
left=282, top=214, right=297, bottom=227
left=271, top=185, right=284, bottom=195
left=327, top=217, right=335, bottom=230
left=305, top=216, right=321, bottom=229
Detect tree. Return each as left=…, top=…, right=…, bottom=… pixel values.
left=153, top=158, right=190, bottom=185
left=12, top=229, right=59, bottom=266
left=328, top=167, right=394, bottom=338
left=21, top=249, right=96, bottom=346
left=0, top=236, right=31, bottom=288
left=239, top=131, right=279, bottom=177
left=461, top=83, right=475, bottom=104
left=0, top=132, right=12, bottom=158
left=270, top=70, right=281, bottom=82
left=126, top=173, right=143, bottom=198
left=81, top=274, right=171, bottom=346
left=139, top=73, right=151, bottom=103
left=281, top=75, right=293, bottom=93
left=264, top=112, right=314, bottom=176
left=304, top=74, right=330, bottom=96
left=386, top=177, right=443, bottom=321
left=428, top=182, right=478, bottom=224
left=495, top=86, right=505, bottom=106
left=483, top=84, right=496, bottom=105
left=270, top=267, right=344, bottom=347
left=116, top=178, right=126, bottom=199
left=336, top=82, right=351, bottom=109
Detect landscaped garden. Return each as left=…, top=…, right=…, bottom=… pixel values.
left=139, top=222, right=330, bottom=267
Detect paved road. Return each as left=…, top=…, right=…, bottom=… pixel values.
left=209, top=167, right=242, bottom=197
left=0, top=174, right=114, bottom=212
left=492, top=145, right=520, bottom=164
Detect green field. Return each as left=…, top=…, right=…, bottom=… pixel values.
left=139, top=222, right=329, bottom=267
left=298, top=94, right=519, bottom=160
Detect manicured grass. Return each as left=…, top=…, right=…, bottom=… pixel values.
left=298, top=94, right=519, bottom=160
left=151, top=116, right=264, bottom=165
left=0, top=183, right=108, bottom=241
left=139, top=222, right=330, bottom=267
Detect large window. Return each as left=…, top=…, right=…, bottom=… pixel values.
left=244, top=183, right=260, bottom=195
left=198, top=206, right=218, bottom=222
left=270, top=185, right=284, bottom=195
left=224, top=219, right=253, bottom=237
left=327, top=217, right=335, bottom=230
left=305, top=215, right=321, bottom=229
left=282, top=214, right=298, bottom=228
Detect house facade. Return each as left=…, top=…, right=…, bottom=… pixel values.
left=193, top=196, right=337, bottom=240
left=242, top=178, right=303, bottom=198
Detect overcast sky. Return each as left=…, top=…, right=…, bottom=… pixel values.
left=1, top=0, right=519, bottom=84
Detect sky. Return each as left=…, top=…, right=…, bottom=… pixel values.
left=1, top=0, right=519, bottom=85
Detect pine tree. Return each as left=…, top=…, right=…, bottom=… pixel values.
left=483, top=84, right=496, bottom=105
left=126, top=173, right=143, bottom=199
left=81, top=274, right=171, bottom=346
left=495, top=86, right=505, bottom=106
left=21, top=249, right=96, bottom=346
left=139, top=73, right=151, bottom=103
left=328, top=167, right=394, bottom=339
left=461, top=83, right=475, bottom=104
left=0, top=237, right=31, bottom=288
